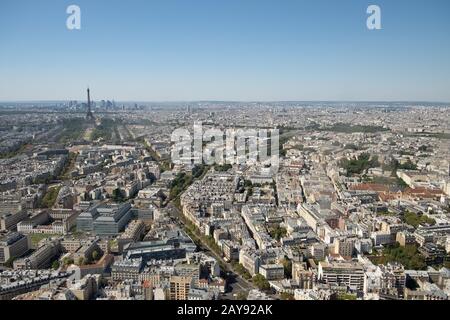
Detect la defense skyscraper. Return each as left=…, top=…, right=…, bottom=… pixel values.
left=86, top=87, right=95, bottom=121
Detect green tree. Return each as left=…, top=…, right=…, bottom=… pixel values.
left=280, top=292, right=295, bottom=300
left=403, top=211, right=435, bottom=228
left=232, top=262, right=252, bottom=280
left=398, top=159, right=418, bottom=170
left=192, top=165, right=207, bottom=178
left=52, top=260, right=60, bottom=270
left=244, top=180, right=253, bottom=188
left=169, top=172, right=193, bottom=200
left=41, top=186, right=61, bottom=208
left=214, top=164, right=232, bottom=172
left=91, top=250, right=99, bottom=262
left=269, top=226, right=287, bottom=241
left=112, top=188, right=125, bottom=202
left=337, top=293, right=357, bottom=300
left=252, top=274, right=270, bottom=291
left=344, top=143, right=358, bottom=150
left=372, top=243, right=427, bottom=270
left=77, top=257, right=85, bottom=266
left=236, top=291, right=248, bottom=300
left=4, top=257, right=16, bottom=268
left=339, top=153, right=380, bottom=176
left=281, top=257, right=292, bottom=279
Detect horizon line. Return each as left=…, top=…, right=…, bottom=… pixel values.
left=1, top=99, right=449, bottom=104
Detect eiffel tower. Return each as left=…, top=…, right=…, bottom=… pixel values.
left=86, top=87, right=95, bottom=121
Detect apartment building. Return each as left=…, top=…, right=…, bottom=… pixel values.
left=318, top=260, right=365, bottom=291
left=0, top=232, right=30, bottom=263
left=13, top=240, right=61, bottom=269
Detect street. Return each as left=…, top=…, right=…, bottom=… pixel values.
left=166, top=202, right=255, bottom=298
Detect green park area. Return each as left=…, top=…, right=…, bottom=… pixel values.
left=40, top=186, right=61, bottom=208
left=339, top=153, right=380, bottom=176
left=370, top=243, right=426, bottom=270
left=30, top=233, right=58, bottom=248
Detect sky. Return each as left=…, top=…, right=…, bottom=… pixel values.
left=0, top=0, right=449, bottom=102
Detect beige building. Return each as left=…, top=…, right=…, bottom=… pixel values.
left=169, top=275, right=193, bottom=300
left=396, top=231, right=416, bottom=247
left=292, top=262, right=316, bottom=289
left=1, top=210, right=28, bottom=231
left=67, top=275, right=99, bottom=300
left=0, top=232, right=30, bottom=263
left=239, top=249, right=260, bottom=276
left=13, top=240, right=61, bottom=269
left=318, top=260, right=365, bottom=291
left=334, top=237, right=356, bottom=258
left=259, top=264, right=284, bottom=280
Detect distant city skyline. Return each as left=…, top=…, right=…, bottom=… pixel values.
left=1, top=0, right=450, bottom=101
left=1, top=99, right=450, bottom=104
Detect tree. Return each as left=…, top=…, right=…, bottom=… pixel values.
left=403, top=211, right=435, bottom=228
left=112, top=188, right=125, bottom=202
left=63, top=257, right=74, bottom=266
left=339, top=153, right=380, bottom=176
left=236, top=291, right=248, bottom=300
left=52, top=260, right=60, bottom=270
left=232, top=262, right=252, bottom=280
left=280, top=292, right=295, bottom=300
left=77, top=257, right=85, bottom=266
left=41, top=186, right=61, bottom=208
left=281, top=257, right=292, bottom=279
left=252, top=274, right=270, bottom=291
left=91, top=250, right=99, bottom=262
left=372, top=243, right=427, bottom=270
left=214, top=164, right=232, bottom=172
left=169, top=172, right=193, bottom=200
left=398, top=159, right=418, bottom=170
left=344, top=143, right=358, bottom=150
left=4, top=257, right=16, bottom=268
left=269, top=226, right=287, bottom=241
left=337, top=293, right=357, bottom=300
left=444, top=260, right=450, bottom=269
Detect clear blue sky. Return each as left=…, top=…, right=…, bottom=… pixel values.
left=0, top=0, right=449, bottom=102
